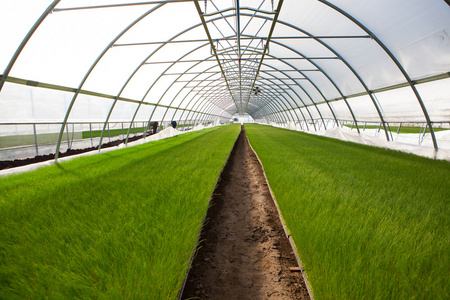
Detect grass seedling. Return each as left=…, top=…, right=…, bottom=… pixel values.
left=0, top=124, right=240, bottom=299
left=245, top=123, right=449, bottom=300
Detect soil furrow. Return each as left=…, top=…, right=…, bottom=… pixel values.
left=181, top=126, right=309, bottom=299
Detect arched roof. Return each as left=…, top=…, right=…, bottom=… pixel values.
left=1, top=0, right=449, bottom=154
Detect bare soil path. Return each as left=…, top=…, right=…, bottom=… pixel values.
left=181, top=127, right=309, bottom=300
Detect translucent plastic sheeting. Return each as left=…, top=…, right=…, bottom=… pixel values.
left=0, top=83, right=75, bottom=124
left=415, top=78, right=450, bottom=122
left=0, top=0, right=449, bottom=154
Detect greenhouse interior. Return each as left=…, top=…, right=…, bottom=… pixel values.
left=0, top=0, right=449, bottom=299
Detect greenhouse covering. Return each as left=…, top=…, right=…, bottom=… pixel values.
left=1, top=0, right=449, bottom=160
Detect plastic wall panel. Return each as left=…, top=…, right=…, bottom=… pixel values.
left=150, top=106, right=168, bottom=122
left=169, top=89, right=194, bottom=109
left=280, top=39, right=336, bottom=58
left=313, top=59, right=365, bottom=96
left=120, top=64, right=168, bottom=101
left=302, top=71, right=340, bottom=100
left=345, top=95, right=382, bottom=123
left=415, top=79, right=450, bottom=122
left=9, top=6, right=147, bottom=88
left=327, top=38, right=405, bottom=90
left=294, top=80, right=324, bottom=105
left=0, top=83, right=74, bottom=124
left=163, top=109, right=177, bottom=121
left=82, top=45, right=160, bottom=96
left=115, top=2, right=198, bottom=45
left=0, top=0, right=52, bottom=71
left=373, top=87, right=425, bottom=123
left=172, top=109, right=184, bottom=122
left=133, top=105, right=156, bottom=123
left=338, top=0, right=450, bottom=80
left=68, top=94, right=114, bottom=123
left=288, top=86, right=312, bottom=106
left=143, top=77, right=182, bottom=106
left=280, top=0, right=365, bottom=36
left=326, top=100, right=354, bottom=121
left=106, top=101, right=139, bottom=122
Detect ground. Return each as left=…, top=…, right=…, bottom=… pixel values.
left=181, top=127, right=310, bottom=299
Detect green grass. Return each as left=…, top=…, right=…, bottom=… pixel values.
left=82, top=127, right=146, bottom=139
left=0, top=124, right=240, bottom=299
left=344, top=124, right=449, bottom=134
left=245, top=124, right=449, bottom=300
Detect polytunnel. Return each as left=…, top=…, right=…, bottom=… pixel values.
left=1, top=0, right=450, bottom=161
left=1, top=2, right=450, bottom=299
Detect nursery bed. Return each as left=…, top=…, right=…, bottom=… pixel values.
left=245, top=123, right=449, bottom=299
left=0, top=124, right=240, bottom=299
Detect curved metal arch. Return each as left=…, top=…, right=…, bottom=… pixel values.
left=317, top=0, right=438, bottom=149
left=105, top=10, right=334, bottom=140
left=198, top=78, right=299, bottom=125
left=216, top=12, right=384, bottom=138
left=188, top=79, right=290, bottom=126
left=232, top=14, right=365, bottom=133
left=197, top=72, right=302, bottom=123
left=193, top=80, right=290, bottom=125
left=168, top=60, right=313, bottom=130
left=245, top=72, right=313, bottom=128
left=0, top=0, right=62, bottom=92
left=196, top=74, right=304, bottom=126
left=255, top=61, right=335, bottom=130
left=148, top=48, right=222, bottom=126
left=113, top=11, right=266, bottom=145
left=245, top=80, right=300, bottom=122
left=194, top=11, right=361, bottom=133
left=92, top=12, right=239, bottom=148
left=163, top=58, right=295, bottom=127
left=54, top=3, right=167, bottom=159
left=165, top=77, right=229, bottom=124
left=258, top=42, right=353, bottom=130
left=265, top=39, right=360, bottom=133
left=196, top=46, right=316, bottom=128
left=268, top=16, right=391, bottom=140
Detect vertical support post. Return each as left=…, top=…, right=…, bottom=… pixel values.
left=33, top=124, right=39, bottom=156
left=89, top=123, right=93, bottom=147
left=363, top=122, right=367, bottom=131
left=397, top=123, right=402, bottom=135
left=387, top=123, right=393, bottom=141
left=66, top=124, right=70, bottom=150
left=107, top=123, right=111, bottom=142
left=122, top=122, right=124, bottom=140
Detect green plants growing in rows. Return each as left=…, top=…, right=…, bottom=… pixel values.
left=81, top=127, right=146, bottom=139
left=343, top=124, right=449, bottom=134
left=245, top=123, right=449, bottom=300
left=0, top=124, right=240, bottom=299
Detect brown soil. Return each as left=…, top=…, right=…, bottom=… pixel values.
left=181, top=127, right=310, bottom=300
left=0, top=135, right=145, bottom=170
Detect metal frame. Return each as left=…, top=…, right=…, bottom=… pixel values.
left=1, top=0, right=446, bottom=157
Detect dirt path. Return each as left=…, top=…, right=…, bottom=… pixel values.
left=181, top=127, right=309, bottom=300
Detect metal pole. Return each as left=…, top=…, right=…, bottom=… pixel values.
left=66, top=124, right=70, bottom=150
left=33, top=124, right=39, bottom=156
left=0, top=0, right=61, bottom=92
left=89, top=123, right=93, bottom=147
